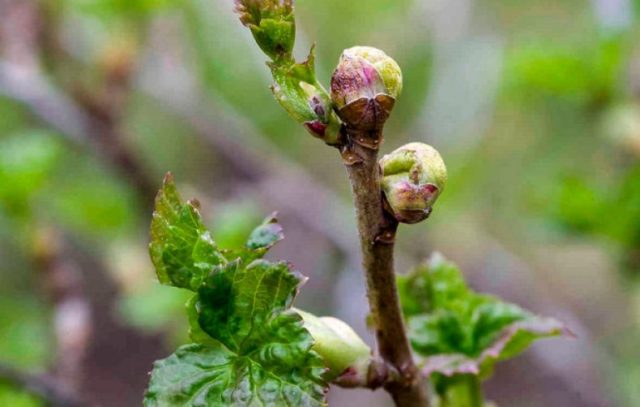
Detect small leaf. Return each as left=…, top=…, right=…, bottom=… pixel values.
left=222, top=213, right=284, bottom=264
left=269, top=47, right=342, bottom=144
left=149, top=173, right=226, bottom=290
left=398, top=253, right=570, bottom=380
left=246, top=212, right=284, bottom=251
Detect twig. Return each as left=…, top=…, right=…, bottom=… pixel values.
left=342, top=135, right=428, bottom=406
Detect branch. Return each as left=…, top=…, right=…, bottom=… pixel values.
left=342, top=135, right=428, bottom=406
left=32, top=228, right=92, bottom=395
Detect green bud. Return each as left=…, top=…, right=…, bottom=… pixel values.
left=234, top=0, right=295, bottom=61
left=379, top=142, right=447, bottom=224
left=296, top=309, right=371, bottom=381
left=270, top=47, right=342, bottom=144
left=331, top=46, right=402, bottom=132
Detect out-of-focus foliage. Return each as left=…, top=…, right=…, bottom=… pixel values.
left=0, top=383, right=41, bottom=407
left=398, top=254, right=565, bottom=381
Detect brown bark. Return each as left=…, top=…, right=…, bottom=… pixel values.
left=342, top=133, right=428, bottom=406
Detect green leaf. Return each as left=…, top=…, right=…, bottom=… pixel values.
left=146, top=176, right=328, bottom=405
left=0, top=130, right=61, bottom=216
left=146, top=260, right=327, bottom=406
left=0, top=383, right=41, bottom=407
left=398, top=253, right=570, bottom=380
left=269, top=47, right=342, bottom=144
left=234, top=0, right=295, bottom=61
left=246, top=212, right=284, bottom=251
left=149, top=173, right=227, bottom=291
left=220, top=213, right=284, bottom=265
left=145, top=342, right=325, bottom=407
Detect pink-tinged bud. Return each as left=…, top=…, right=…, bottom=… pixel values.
left=380, top=142, right=447, bottom=224
left=331, top=46, right=402, bottom=132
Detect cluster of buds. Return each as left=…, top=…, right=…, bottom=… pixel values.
left=379, top=143, right=447, bottom=224
left=235, top=2, right=448, bottom=225
left=235, top=1, right=342, bottom=145
left=330, top=46, right=402, bottom=146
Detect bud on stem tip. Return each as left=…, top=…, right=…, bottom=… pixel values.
left=331, top=46, right=403, bottom=134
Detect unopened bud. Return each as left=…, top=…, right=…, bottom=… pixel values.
left=296, top=309, right=371, bottom=381
left=379, top=142, right=447, bottom=224
left=234, top=0, right=295, bottom=61
left=271, top=48, right=342, bottom=144
left=331, top=46, right=402, bottom=132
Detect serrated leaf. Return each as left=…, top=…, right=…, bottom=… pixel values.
left=146, top=175, right=328, bottom=405
left=147, top=260, right=327, bottom=406
left=149, top=173, right=227, bottom=290
left=398, top=253, right=570, bottom=379
left=145, top=343, right=325, bottom=407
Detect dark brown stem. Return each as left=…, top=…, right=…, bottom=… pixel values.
left=342, top=129, right=428, bottom=406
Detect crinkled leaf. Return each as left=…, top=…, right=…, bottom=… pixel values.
left=149, top=173, right=227, bottom=290
left=398, top=253, right=570, bottom=379
left=146, top=176, right=328, bottom=405
left=145, top=342, right=325, bottom=407
left=147, top=260, right=327, bottom=406
left=195, top=260, right=315, bottom=359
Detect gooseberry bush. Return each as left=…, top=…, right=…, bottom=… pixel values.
left=143, top=1, right=570, bottom=406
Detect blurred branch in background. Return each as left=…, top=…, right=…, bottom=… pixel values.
left=32, top=228, right=91, bottom=396
left=0, top=59, right=157, bottom=206
left=0, top=364, right=81, bottom=407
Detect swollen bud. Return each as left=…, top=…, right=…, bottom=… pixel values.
left=234, top=0, right=295, bottom=61
left=379, top=142, right=447, bottom=224
left=331, top=46, right=402, bottom=134
left=296, top=309, right=372, bottom=382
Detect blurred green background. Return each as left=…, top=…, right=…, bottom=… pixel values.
left=1, top=0, right=639, bottom=405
